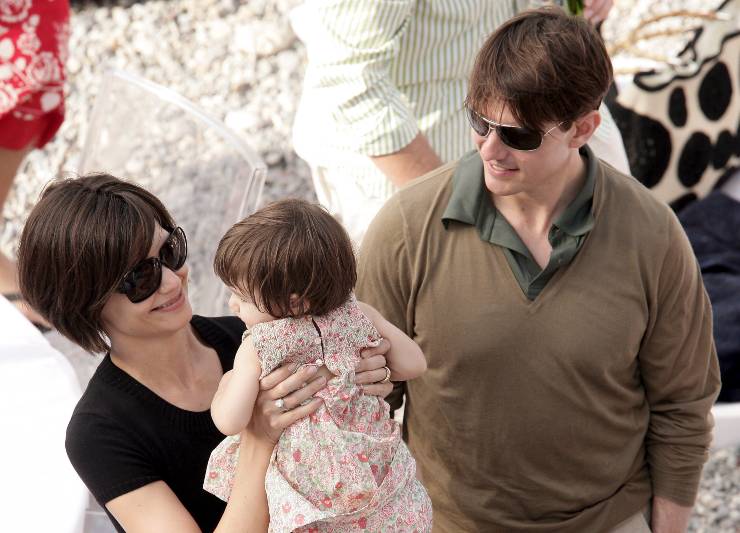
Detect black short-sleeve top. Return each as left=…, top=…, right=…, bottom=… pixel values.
left=65, top=315, right=245, bottom=532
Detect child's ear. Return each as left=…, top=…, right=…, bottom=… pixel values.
left=289, top=293, right=308, bottom=315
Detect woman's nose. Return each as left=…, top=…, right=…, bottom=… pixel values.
left=159, top=264, right=182, bottom=292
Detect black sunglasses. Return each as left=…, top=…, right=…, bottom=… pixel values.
left=464, top=105, right=563, bottom=151
left=117, top=227, right=188, bottom=303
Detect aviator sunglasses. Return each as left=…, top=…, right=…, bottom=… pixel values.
left=117, top=226, right=188, bottom=303
left=464, top=104, right=563, bottom=151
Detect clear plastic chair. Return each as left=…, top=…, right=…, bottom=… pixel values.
left=79, top=69, right=266, bottom=318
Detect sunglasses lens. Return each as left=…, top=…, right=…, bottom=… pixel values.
left=160, top=227, right=187, bottom=271
left=498, top=125, right=543, bottom=151
left=122, top=258, right=162, bottom=303
left=465, top=107, right=490, bottom=137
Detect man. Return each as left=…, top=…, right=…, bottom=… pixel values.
left=290, top=0, right=624, bottom=243
left=357, top=8, right=720, bottom=533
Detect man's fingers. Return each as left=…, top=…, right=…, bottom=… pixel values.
left=360, top=337, right=390, bottom=358
left=355, top=353, right=386, bottom=373
left=354, top=367, right=387, bottom=385
left=362, top=382, right=394, bottom=398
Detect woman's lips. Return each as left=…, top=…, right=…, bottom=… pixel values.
left=152, top=290, right=184, bottom=312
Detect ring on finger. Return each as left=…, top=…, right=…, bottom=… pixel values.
left=274, top=398, right=288, bottom=412
left=380, top=366, right=392, bottom=384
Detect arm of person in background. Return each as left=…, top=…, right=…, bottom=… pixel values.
left=371, top=133, right=443, bottom=188
left=104, top=364, right=325, bottom=533
left=638, top=215, right=721, bottom=533
left=298, top=0, right=442, bottom=186
left=583, top=0, right=613, bottom=24
left=358, top=301, right=426, bottom=381
left=210, top=336, right=262, bottom=436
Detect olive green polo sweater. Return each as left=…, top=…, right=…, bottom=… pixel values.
left=357, top=156, right=720, bottom=533
left=442, top=147, right=596, bottom=299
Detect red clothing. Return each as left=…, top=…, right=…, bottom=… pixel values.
left=0, top=0, right=69, bottom=150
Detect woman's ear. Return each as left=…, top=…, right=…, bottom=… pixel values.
left=568, top=109, right=601, bottom=149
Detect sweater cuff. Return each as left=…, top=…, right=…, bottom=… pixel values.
left=651, top=467, right=703, bottom=506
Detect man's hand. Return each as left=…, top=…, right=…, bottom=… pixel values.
left=651, top=496, right=693, bottom=533
left=371, top=133, right=443, bottom=188
left=583, top=0, right=613, bottom=24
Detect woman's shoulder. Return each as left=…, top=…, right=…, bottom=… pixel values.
left=192, top=315, right=246, bottom=369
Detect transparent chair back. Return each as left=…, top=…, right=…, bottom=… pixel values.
left=79, top=69, right=265, bottom=319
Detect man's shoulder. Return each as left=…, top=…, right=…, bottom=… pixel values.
left=597, top=160, right=678, bottom=237
left=370, top=160, right=456, bottom=234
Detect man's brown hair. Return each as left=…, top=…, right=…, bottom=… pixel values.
left=214, top=199, right=356, bottom=318
left=466, top=6, right=613, bottom=132
left=17, top=174, right=175, bottom=353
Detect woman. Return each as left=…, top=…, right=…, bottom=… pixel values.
left=16, top=173, right=394, bottom=532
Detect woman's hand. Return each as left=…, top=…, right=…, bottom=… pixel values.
left=247, top=364, right=325, bottom=444
left=355, top=338, right=394, bottom=398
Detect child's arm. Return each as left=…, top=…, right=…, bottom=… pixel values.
left=358, top=301, right=426, bottom=381
left=211, top=335, right=263, bottom=436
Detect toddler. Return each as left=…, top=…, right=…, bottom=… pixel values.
left=204, top=199, right=432, bottom=532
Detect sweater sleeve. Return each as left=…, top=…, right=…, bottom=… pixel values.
left=295, top=0, right=419, bottom=157
left=640, top=213, right=721, bottom=506
left=357, top=194, right=415, bottom=411
left=66, top=412, right=160, bottom=505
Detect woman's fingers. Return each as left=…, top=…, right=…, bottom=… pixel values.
left=259, top=362, right=299, bottom=391
left=362, top=382, right=394, bottom=398
left=360, top=337, right=390, bottom=358
left=261, top=364, right=317, bottom=398
left=279, top=397, right=323, bottom=426
left=278, top=375, right=327, bottom=411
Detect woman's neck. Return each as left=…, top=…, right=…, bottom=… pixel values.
left=109, top=325, right=204, bottom=390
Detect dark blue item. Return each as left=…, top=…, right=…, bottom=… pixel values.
left=679, top=190, right=740, bottom=402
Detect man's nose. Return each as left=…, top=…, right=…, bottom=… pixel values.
left=479, top=128, right=510, bottom=160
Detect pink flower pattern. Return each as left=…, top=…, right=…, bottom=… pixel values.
left=0, top=0, right=68, bottom=119
left=205, top=296, right=432, bottom=532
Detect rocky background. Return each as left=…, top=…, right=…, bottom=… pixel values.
left=0, top=0, right=737, bottom=531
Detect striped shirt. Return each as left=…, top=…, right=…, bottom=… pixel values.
left=291, top=0, right=518, bottom=171
left=290, top=0, right=628, bottom=242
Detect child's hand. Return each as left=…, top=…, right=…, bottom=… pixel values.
left=355, top=338, right=393, bottom=398
left=248, top=363, right=326, bottom=444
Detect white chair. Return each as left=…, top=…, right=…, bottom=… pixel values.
left=65, top=69, right=267, bottom=532
left=0, top=296, right=87, bottom=533
left=79, top=69, right=266, bottom=318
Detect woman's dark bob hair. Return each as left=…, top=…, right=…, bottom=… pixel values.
left=17, top=173, right=175, bottom=353
left=214, top=199, right=356, bottom=318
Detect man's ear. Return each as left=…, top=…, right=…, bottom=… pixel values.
left=568, top=109, right=601, bottom=149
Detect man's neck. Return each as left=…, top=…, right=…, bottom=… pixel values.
left=493, top=151, right=586, bottom=237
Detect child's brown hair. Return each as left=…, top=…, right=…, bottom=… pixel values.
left=214, top=199, right=356, bottom=318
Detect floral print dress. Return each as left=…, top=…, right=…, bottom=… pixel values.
left=0, top=0, right=69, bottom=150
left=204, top=296, right=432, bottom=532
